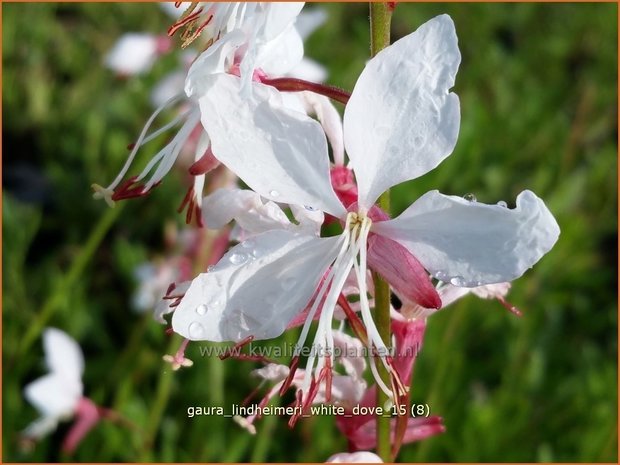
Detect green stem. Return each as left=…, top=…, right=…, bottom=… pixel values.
left=19, top=204, right=123, bottom=355
left=139, top=335, right=178, bottom=461
left=369, top=2, right=393, bottom=462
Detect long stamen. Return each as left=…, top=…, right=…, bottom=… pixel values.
left=94, top=93, right=183, bottom=195
left=293, top=216, right=354, bottom=354
left=353, top=218, right=397, bottom=398
left=300, top=234, right=355, bottom=394
left=368, top=347, right=393, bottom=398
left=141, top=111, right=201, bottom=190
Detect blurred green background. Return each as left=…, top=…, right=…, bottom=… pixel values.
left=3, top=2, right=617, bottom=462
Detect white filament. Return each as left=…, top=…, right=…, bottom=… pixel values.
left=103, top=93, right=184, bottom=191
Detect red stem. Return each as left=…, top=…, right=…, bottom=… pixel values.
left=262, top=77, right=351, bottom=105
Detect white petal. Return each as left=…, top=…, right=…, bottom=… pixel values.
left=251, top=363, right=290, bottom=381
left=373, top=190, right=560, bottom=285
left=326, top=452, right=383, bottom=463
left=436, top=283, right=471, bottom=307
left=203, top=188, right=292, bottom=234
left=24, top=373, right=81, bottom=418
left=258, top=3, right=305, bottom=40
left=44, top=328, right=84, bottom=382
left=288, top=57, right=328, bottom=83
left=299, top=91, right=344, bottom=166
left=256, top=25, right=304, bottom=76
left=172, top=230, right=343, bottom=342
left=22, top=415, right=60, bottom=439
left=471, top=282, right=511, bottom=299
left=151, top=71, right=186, bottom=109
left=333, top=331, right=366, bottom=379
left=344, top=15, right=461, bottom=209
left=290, top=204, right=324, bottom=236
left=331, top=375, right=367, bottom=404
left=184, top=30, right=246, bottom=98
left=198, top=73, right=346, bottom=217
left=237, top=3, right=303, bottom=94
left=294, top=7, right=328, bottom=40
left=104, top=33, right=158, bottom=76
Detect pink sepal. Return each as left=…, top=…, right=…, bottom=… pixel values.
left=61, top=398, right=101, bottom=454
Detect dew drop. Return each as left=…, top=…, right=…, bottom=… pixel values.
left=188, top=321, right=206, bottom=339
left=434, top=271, right=448, bottom=282
left=497, top=201, right=508, bottom=208
left=241, top=240, right=254, bottom=249
left=195, top=304, right=207, bottom=316
left=210, top=297, right=224, bottom=311
left=304, top=205, right=316, bottom=211
left=251, top=248, right=262, bottom=258
left=229, top=252, right=249, bottom=265
left=463, top=193, right=477, bottom=202
left=269, top=190, right=280, bottom=198
left=207, top=265, right=215, bottom=272
left=450, top=276, right=466, bottom=287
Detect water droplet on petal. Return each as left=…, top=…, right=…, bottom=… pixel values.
left=434, top=271, right=448, bottom=282
left=207, top=265, right=215, bottom=272
left=463, top=193, right=477, bottom=202
left=188, top=321, right=206, bottom=339
left=229, top=252, right=248, bottom=265
left=241, top=240, right=254, bottom=249
left=269, top=190, right=280, bottom=198
left=497, top=201, right=507, bottom=208
left=195, top=304, right=207, bottom=316
left=251, top=249, right=261, bottom=258
left=450, top=276, right=466, bottom=287
left=304, top=205, right=316, bottom=211
left=210, top=298, right=223, bottom=311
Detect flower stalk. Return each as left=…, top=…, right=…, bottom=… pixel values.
left=369, top=2, right=394, bottom=461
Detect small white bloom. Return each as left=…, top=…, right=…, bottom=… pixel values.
left=104, top=33, right=168, bottom=76
left=326, top=451, right=383, bottom=463
left=23, top=329, right=84, bottom=439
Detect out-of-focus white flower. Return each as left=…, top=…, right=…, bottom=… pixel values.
left=104, top=33, right=171, bottom=76
left=326, top=451, right=383, bottom=463
left=23, top=329, right=84, bottom=441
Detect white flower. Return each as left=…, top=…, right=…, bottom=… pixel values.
left=172, top=15, right=559, bottom=402
left=326, top=451, right=383, bottom=463
left=183, top=2, right=305, bottom=95
left=23, top=329, right=84, bottom=439
left=104, top=33, right=170, bottom=76
left=94, top=3, right=306, bottom=210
